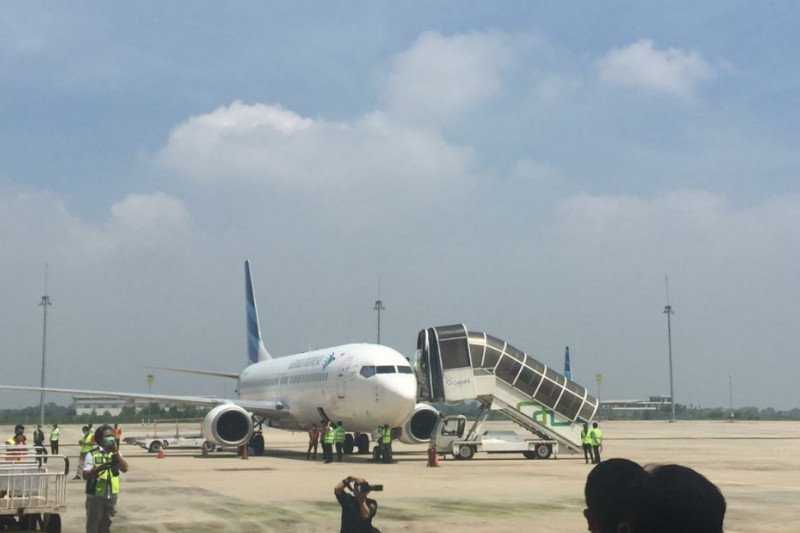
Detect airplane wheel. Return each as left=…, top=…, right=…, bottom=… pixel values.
left=356, top=434, right=370, bottom=454
left=202, top=441, right=216, bottom=454
left=250, top=433, right=265, bottom=456
left=523, top=451, right=537, bottom=460
left=535, top=443, right=552, bottom=459
left=148, top=441, right=162, bottom=453
left=343, top=434, right=355, bottom=454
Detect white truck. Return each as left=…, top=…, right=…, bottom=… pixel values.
left=432, top=414, right=558, bottom=460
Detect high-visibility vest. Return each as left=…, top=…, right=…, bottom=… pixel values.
left=334, top=426, right=345, bottom=444
left=381, top=427, right=392, bottom=444
left=322, top=427, right=335, bottom=444
left=589, top=428, right=603, bottom=446
left=50, top=428, right=60, bottom=442
left=89, top=448, right=120, bottom=496
left=581, top=429, right=592, bottom=445
left=80, top=435, right=94, bottom=453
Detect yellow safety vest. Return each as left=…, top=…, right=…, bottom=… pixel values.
left=381, top=427, right=391, bottom=444
left=80, top=435, right=94, bottom=453
left=89, top=448, right=120, bottom=496
left=334, top=426, right=345, bottom=444
left=50, top=428, right=60, bottom=441
left=581, top=429, right=592, bottom=445
left=322, top=427, right=335, bottom=444
left=589, top=428, right=603, bottom=446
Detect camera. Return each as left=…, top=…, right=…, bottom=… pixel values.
left=355, top=482, right=383, bottom=494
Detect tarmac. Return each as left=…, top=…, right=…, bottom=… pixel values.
left=3, top=420, right=799, bottom=532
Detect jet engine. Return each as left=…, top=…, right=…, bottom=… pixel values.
left=202, top=404, right=254, bottom=447
left=397, top=403, right=439, bottom=444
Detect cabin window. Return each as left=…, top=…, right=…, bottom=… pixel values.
left=440, top=338, right=471, bottom=370
left=360, top=366, right=376, bottom=378
left=376, top=365, right=396, bottom=374
left=397, top=366, right=414, bottom=374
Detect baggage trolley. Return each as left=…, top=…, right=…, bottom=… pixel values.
left=0, top=445, right=69, bottom=532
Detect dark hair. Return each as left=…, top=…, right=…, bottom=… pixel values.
left=585, top=459, right=647, bottom=533
left=94, top=424, right=114, bottom=444
left=638, top=464, right=726, bottom=533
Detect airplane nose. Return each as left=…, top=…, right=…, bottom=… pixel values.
left=377, top=377, right=416, bottom=423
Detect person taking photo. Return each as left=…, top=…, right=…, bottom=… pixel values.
left=334, top=476, right=380, bottom=533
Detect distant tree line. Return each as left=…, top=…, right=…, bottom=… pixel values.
left=0, top=402, right=208, bottom=425
left=601, top=404, right=800, bottom=421
left=433, top=401, right=800, bottom=421
left=2, top=401, right=798, bottom=426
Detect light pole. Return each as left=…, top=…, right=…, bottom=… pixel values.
left=38, top=264, right=53, bottom=427
left=663, top=303, right=676, bottom=423
left=728, top=374, right=734, bottom=421
left=373, top=299, right=385, bottom=344
left=595, top=373, right=603, bottom=419
left=146, top=374, right=155, bottom=424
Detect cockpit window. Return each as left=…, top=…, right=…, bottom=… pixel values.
left=376, top=365, right=396, bottom=374
left=397, top=366, right=414, bottom=374
left=360, top=366, right=376, bottom=378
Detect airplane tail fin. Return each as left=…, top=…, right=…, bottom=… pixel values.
left=245, top=260, right=271, bottom=363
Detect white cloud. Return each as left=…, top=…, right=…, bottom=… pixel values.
left=0, top=190, right=190, bottom=263
left=596, top=39, right=715, bottom=98
left=110, top=192, right=190, bottom=233
left=383, top=31, right=513, bottom=122
left=159, top=101, right=473, bottom=190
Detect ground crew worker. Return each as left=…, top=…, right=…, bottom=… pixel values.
left=33, top=424, right=47, bottom=463
left=589, top=422, right=603, bottom=464
left=322, top=421, right=335, bottom=464
left=581, top=423, right=593, bottom=464
left=380, top=424, right=392, bottom=464
left=334, top=421, right=346, bottom=462
left=75, top=426, right=93, bottom=480
left=50, top=424, right=60, bottom=455
left=83, top=424, right=128, bottom=533
left=307, top=424, right=320, bottom=460
left=7, top=424, right=26, bottom=445
left=5, top=425, right=27, bottom=461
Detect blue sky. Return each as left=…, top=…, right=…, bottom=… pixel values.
left=1, top=2, right=798, bottom=408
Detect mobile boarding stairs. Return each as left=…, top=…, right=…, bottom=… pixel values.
left=416, top=324, right=599, bottom=457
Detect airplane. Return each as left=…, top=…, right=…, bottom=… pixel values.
left=0, top=261, right=439, bottom=455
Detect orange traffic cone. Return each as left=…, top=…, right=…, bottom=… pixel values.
left=157, top=448, right=165, bottom=459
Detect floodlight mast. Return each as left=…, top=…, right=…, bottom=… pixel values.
left=373, top=299, right=385, bottom=344
left=38, top=264, right=53, bottom=427
left=663, top=275, right=676, bottom=423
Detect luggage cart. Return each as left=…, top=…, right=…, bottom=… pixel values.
left=0, top=445, right=68, bottom=532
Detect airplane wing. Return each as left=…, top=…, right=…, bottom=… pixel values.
left=0, top=385, right=287, bottom=419
left=145, top=366, right=240, bottom=380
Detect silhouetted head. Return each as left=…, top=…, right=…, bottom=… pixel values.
left=638, top=464, right=726, bottom=533
left=593, top=422, right=599, bottom=428
left=14, top=424, right=24, bottom=435
left=337, top=421, right=343, bottom=427
left=82, top=426, right=89, bottom=434
left=584, top=459, right=647, bottom=533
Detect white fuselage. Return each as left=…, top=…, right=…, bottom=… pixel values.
left=238, top=343, right=416, bottom=432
